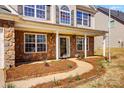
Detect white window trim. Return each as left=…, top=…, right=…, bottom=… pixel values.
left=0, top=27, right=5, bottom=69
left=59, top=7, right=71, bottom=26
left=24, top=33, right=47, bottom=53
left=76, top=10, right=90, bottom=27
left=23, top=5, right=47, bottom=20
left=76, top=36, right=89, bottom=51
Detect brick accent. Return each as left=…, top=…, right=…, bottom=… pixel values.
left=15, top=31, right=94, bottom=64
left=70, top=35, right=94, bottom=57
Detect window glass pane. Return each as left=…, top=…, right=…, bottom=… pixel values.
left=37, top=35, right=46, bottom=43
left=25, top=44, right=35, bottom=52
left=83, top=13, right=89, bottom=26
left=36, top=5, right=45, bottom=9
left=36, top=10, right=45, bottom=18
left=60, top=6, right=70, bottom=24
left=60, top=11, right=70, bottom=24
left=25, top=34, right=35, bottom=42
left=83, top=13, right=88, bottom=19
left=25, top=5, right=34, bottom=8
left=61, top=5, right=70, bottom=11
left=36, top=5, right=46, bottom=19
left=24, top=5, right=35, bottom=17
left=83, top=20, right=88, bottom=26
left=37, top=44, right=46, bottom=52
left=77, top=38, right=82, bottom=50
left=77, top=11, right=82, bottom=25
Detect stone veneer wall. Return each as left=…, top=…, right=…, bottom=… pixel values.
left=15, top=30, right=56, bottom=63
left=0, top=20, right=15, bottom=68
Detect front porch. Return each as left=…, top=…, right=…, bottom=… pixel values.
left=0, top=13, right=107, bottom=69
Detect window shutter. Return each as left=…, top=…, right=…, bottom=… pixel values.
left=18, top=5, right=23, bottom=15
left=47, top=5, right=50, bottom=20
left=56, top=5, right=59, bottom=24
left=89, top=14, right=91, bottom=27
left=71, top=10, right=74, bottom=26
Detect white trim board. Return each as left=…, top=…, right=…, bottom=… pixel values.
left=0, top=28, right=4, bottom=69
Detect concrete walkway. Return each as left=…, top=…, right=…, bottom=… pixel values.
left=7, top=58, right=93, bottom=88
left=0, top=69, right=5, bottom=88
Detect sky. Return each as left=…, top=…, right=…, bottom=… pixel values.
left=99, top=5, right=124, bottom=12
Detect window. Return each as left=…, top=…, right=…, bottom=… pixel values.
left=24, top=5, right=46, bottom=19
left=77, top=38, right=84, bottom=51
left=76, top=10, right=91, bottom=27
left=83, top=13, right=89, bottom=26
left=36, top=5, right=46, bottom=19
left=24, top=5, right=35, bottom=17
left=76, top=37, right=89, bottom=51
left=37, top=35, right=46, bottom=52
left=77, top=11, right=82, bottom=25
left=60, top=5, right=71, bottom=25
left=25, top=34, right=47, bottom=53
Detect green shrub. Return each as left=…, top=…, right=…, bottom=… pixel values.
left=53, top=77, right=59, bottom=86
left=80, top=54, right=84, bottom=59
left=6, top=83, right=15, bottom=88
left=75, top=74, right=81, bottom=81
left=67, top=75, right=73, bottom=83
left=44, top=61, right=50, bottom=67
left=67, top=64, right=73, bottom=68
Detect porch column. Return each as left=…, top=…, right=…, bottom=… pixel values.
left=56, top=31, right=59, bottom=60
left=103, top=35, right=106, bottom=57
left=84, top=34, right=87, bottom=58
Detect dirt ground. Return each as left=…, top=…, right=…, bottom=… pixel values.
left=32, top=57, right=105, bottom=88
left=77, top=48, right=124, bottom=88
left=6, top=60, right=77, bottom=82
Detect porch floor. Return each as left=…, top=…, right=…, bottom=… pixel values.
left=6, top=58, right=93, bottom=88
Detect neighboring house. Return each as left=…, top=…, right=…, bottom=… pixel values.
left=95, top=7, right=124, bottom=49
left=0, top=5, right=106, bottom=69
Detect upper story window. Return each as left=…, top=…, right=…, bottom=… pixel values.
left=77, top=10, right=91, bottom=27
left=60, top=5, right=71, bottom=25
left=24, top=5, right=35, bottom=17
left=24, top=5, right=46, bottom=19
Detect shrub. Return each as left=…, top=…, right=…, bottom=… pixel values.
left=67, top=75, right=73, bottom=83
left=6, top=83, right=15, bottom=88
left=75, top=74, right=81, bottom=81
left=44, top=61, right=50, bottom=67
left=53, top=77, right=59, bottom=86
left=67, top=64, right=73, bottom=68
left=80, top=54, right=84, bottom=59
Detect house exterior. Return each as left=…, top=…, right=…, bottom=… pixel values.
left=95, top=7, right=124, bottom=49
left=0, top=5, right=107, bottom=69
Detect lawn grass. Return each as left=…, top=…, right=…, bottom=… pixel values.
left=77, top=48, right=124, bottom=88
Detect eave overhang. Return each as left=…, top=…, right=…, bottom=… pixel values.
left=0, top=13, right=107, bottom=36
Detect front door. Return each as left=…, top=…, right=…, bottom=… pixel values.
left=59, top=36, right=70, bottom=58
left=0, top=28, right=4, bottom=69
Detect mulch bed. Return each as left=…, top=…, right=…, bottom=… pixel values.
left=32, top=57, right=106, bottom=88
left=6, top=60, right=77, bottom=82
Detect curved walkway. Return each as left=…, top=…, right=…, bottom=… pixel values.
left=7, top=58, right=93, bottom=88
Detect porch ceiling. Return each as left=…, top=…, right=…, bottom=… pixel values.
left=0, top=13, right=107, bottom=36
